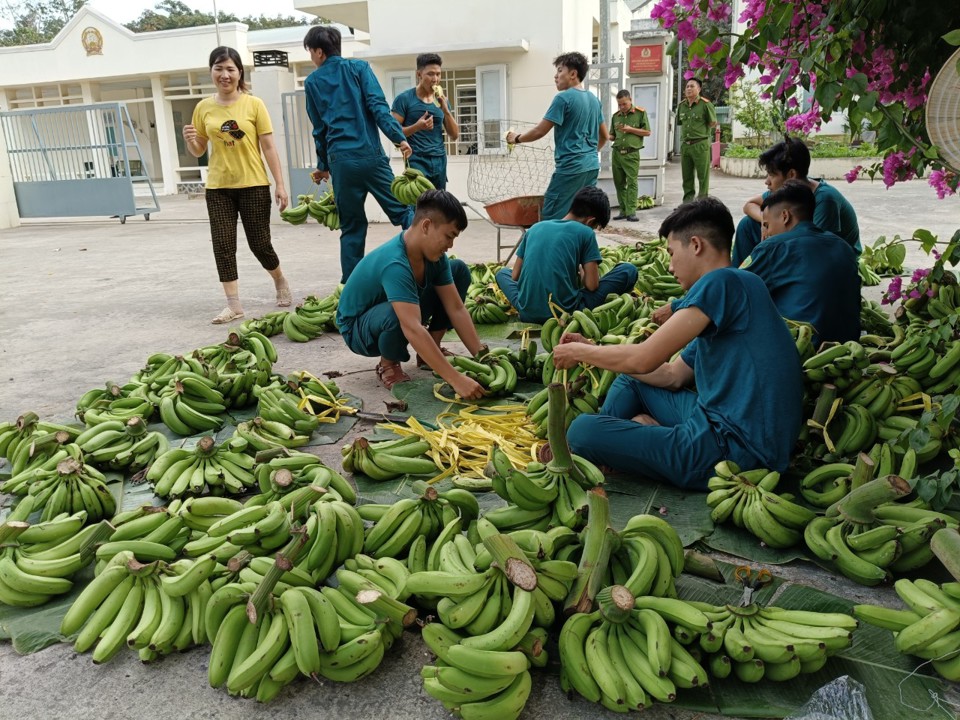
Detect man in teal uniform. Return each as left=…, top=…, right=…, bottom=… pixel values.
left=391, top=53, right=459, bottom=190
left=336, top=190, right=487, bottom=398
left=742, top=181, right=860, bottom=344
left=610, top=89, right=651, bottom=222
left=677, top=78, right=717, bottom=203
left=303, top=26, right=415, bottom=282
left=506, top=52, right=608, bottom=221
left=494, top=187, right=638, bottom=323
left=731, top=136, right=861, bottom=266
left=555, top=197, right=803, bottom=489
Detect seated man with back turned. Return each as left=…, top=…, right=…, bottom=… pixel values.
left=731, top=136, right=860, bottom=267
left=495, top=187, right=638, bottom=324
left=742, top=180, right=861, bottom=345
left=555, top=197, right=803, bottom=490
left=335, top=190, right=487, bottom=399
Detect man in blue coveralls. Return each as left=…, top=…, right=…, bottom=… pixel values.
left=391, top=53, right=459, bottom=190
left=505, top=52, right=608, bottom=221
left=303, top=26, right=415, bottom=282
left=336, top=190, right=487, bottom=398
left=554, top=197, right=803, bottom=489
left=494, top=186, right=638, bottom=324
left=743, top=180, right=861, bottom=344
left=730, top=136, right=860, bottom=266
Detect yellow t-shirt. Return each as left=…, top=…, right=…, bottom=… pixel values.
left=192, top=94, right=273, bottom=189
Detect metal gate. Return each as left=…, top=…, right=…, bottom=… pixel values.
left=0, top=102, right=159, bottom=223
left=585, top=61, right=624, bottom=172
left=282, top=90, right=323, bottom=202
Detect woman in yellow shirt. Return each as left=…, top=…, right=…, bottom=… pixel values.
left=183, top=46, right=291, bottom=324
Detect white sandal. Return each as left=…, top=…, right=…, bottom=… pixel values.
left=211, top=307, right=244, bottom=325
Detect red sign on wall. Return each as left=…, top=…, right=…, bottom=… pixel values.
left=629, top=44, right=663, bottom=74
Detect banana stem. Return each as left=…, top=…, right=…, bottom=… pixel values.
left=247, top=529, right=309, bottom=623
left=16, top=412, right=39, bottom=431
left=849, top=452, right=876, bottom=490
left=810, top=384, right=838, bottom=428
left=827, top=475, right=912, bottom=524
left=597, top=584, right=635, bottom=623
left=931, top=528, right=960, bottom=581
left=0, top=521, right=30, bottom=545
left=483, top=533, right=538, bottom=591
left=545, top=383, right=574, bottom=473
left=682, top=550, right=724, bottom=582
left=194, top=435, right=217, bottom=458
left=563, top=487, right=612, bottom=616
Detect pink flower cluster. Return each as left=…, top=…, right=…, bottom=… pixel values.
left=784, top=102, right=822, bottom=134
left=928, top=170, right=958, bottom=200
left=845, top=165, right=863, bottom=183
left=881, top=150, right=917, bottom=188
left=846, top=38, right=931, bottom=110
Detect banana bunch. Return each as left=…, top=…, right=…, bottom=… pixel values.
left=800, top=440, right=920, bottom=507
left=854, top=578, right=960, bottom=681
left=238, top=310, right=288, bottom=338
left=445, top=354, right=519, bottom=396
left=279, top=192, right=323, bottom=226
left=250, top=451, right=357, bottom=506
left=222, top=329, right=277, bottom=371
left=156, top=375, right=227, bottom=436
left=706, top=462, right=814, bottom=549
left=146, top=435, right=256, bottom=498
left=634, top=270, right=684, bottom=301
left=421, top=623, right=533, bottom=720
left=61, top=552, right=213, bottom=664
left=465, top=294, right=512, bottom=324
left=282, top=293, right=338, bottom=343
left=253, top=385, right=320, bottom=435
left=493, top=339, right=544, bottom=383
left=342, top=435, right=438, bottom=480
left=132, top=352, right=209, bottom=395
left=610, top=514, right=687, bottom=599
left=1, top=454, right=116, bottom=522
left=688, top=600, right=857, bottom=683
left=485, top=441, right=603, bottom=530
left=339, top=554, right=414, bottom=604
left=360, top=486, right=480, bottom=560
left=75, top=417, right=170, bottom=472
left=191, top=341, right=271, bottom=398
left=391, top=166, right=435, bottom=206
left=2, top=424, right=78, bottom=477
left=558, top=593, right=711, bottom=712
left=525, top=378, right=601, bottom=438
left=860, top=297, right=897, bottom=337
left=801, top=340, right=872, bottom=390
left=787, top=321, right=816, bottom=363
left=923, top=281, right=960, bottom=322
left=897, top=272, right=957, bottom=322
left=803, top=475, right=933, bottom=585
left=637, top=194, right=656, bottom=210
left=109, top=504, right=190, bottom=552
left=304, top=189, right=340, bottom=230
left=0, top=501, right=111, bottom=607
left=75, top=382, right=144, bottom=423
left=235, top=417, right=312, bottom=452
left=858, top=256, right=882, bottom=286
left=539, top=295, right=656, bottom=353
left=863, top=500, right=960, bottom=573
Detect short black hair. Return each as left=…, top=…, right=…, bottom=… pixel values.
left=761, top=179, right=815, bottom=221
left=568, top=186, right=611, bottom=228
left=417, top=53, right=442, bottom=70
left=616, top=89, right=631, bottom=100
left=554, top=52, right=589, bottom=82
left=686, top=77, right=703, bottom=89
left=303, top=26, right=341, bottom=57
left=658, top=197, right=734, bottom=254
left=208, top=47, right=246, bottom=93
left=414, top=190, right=468, bottom=231
left=759, top=136, right=811, bottom=179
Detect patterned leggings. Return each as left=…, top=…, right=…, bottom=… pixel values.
left=205, top=186, right=280, bottom=282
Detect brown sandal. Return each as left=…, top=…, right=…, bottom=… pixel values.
left=376, top=362, right=411, bottom=390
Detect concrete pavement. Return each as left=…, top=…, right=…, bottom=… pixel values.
left=0, top=160, right=957, bottom=719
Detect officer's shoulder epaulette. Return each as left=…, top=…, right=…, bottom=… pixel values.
left=635, top=106, right=646, bottom=112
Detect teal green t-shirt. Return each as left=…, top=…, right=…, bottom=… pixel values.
left=812, top=179, right=860, bottom=253
left=543, top=89, right=603, bottom=175
left=675, top=268, right=802, bottom=472
left=336, top=233, right=453, bottom=330
left=515, top=219, right=602, bottom=323
left=391, top=88, right=449, bottom=157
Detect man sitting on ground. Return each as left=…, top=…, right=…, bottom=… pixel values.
left=743, top=180, right=861, bottom=344
left=555, top=197, right=803, bottom=489
left=335, top=190, right=487, bottom=399
left=730, top=136, right=860, bottom=267
left=495, top=187, right=638, bottom=324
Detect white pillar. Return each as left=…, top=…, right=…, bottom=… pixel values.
left=251, top=64, right=296, bottom=221
left=0, top=127, right=21, bottom=229
left=150, top=76, right=179, bottom=195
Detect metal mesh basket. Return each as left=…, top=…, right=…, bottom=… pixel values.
left=466, top=120, right=555, bottom=209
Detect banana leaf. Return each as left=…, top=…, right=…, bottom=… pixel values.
left=0, top=565, right=92, bottom=655
left=603, top=473, right=716, bottom=548
left=443, top=321, right=540, bottom=343
left=702, top=523, right=811, bottom=565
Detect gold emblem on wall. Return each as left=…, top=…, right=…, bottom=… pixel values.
left=82, top=27, right=103, bottom=56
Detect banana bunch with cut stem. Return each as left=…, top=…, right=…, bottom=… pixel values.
left=76, top=416, right=170, bottom=472
left=75, top=381, right=145, bottom=423
left=608, top=514, right=686, bottom=599
left=156, top=374, right=228, bottom=435
left=854, top=577, right=960, bottom=682
left=706, top=461, right=816, bottom=549
left=1, top=452, right=116, bottom=523
left=132, top=353, right=209, bottom=395
left=282, top=292, right=339, bottom=343
left=235, top=417, right=312, bottom=452
left=0, top=499, right=112, bottom=607
left=391, top=166, right=435, bottom=206
left=238, top=310, right=288, bottom=338
left=146, top=435, right=256, bottom=498
left=558, top=587, right=711, bottom=712
left=687, top=598, right=856, bottom=684
left=249, top=448, right=357, bottom=506
left=803, top=474, right=917, bottom=585
left=224, top=329, right=278, bottom=371
left=3, top=424, right=77, bottom=478
left=277, top=370, right=354, bottom=425
left=253, top=384, right=320, bottom=435
left=342, top=435, right=438, bottom=481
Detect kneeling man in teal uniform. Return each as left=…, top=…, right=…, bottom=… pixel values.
left=555, top=197, right=803, bottom=489
left=336, top=190, right=488, bottom=399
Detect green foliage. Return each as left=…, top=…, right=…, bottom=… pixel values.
left=0, top=0, right=85, bottom=46
left=723, top=140, right=880, bottom=159
left=124, top=1, right=326, bottom=33
left=861, top=235, right=907, bottom=276
left=728, top=80, right=775, bottom=148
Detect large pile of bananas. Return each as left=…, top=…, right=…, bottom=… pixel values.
left=391, top=167, right=435, bottom=206
left=465, top=263, right=514, bottom=324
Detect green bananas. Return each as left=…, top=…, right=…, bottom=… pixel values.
left=391, top=167, right=434, bottom=206
left=146, top=434, right=256, bottom=498
left=76, top=416, right=170, bottom=472
left=342, top=435, right=438, bottom=481
left=281, top=291, right=339, bottom=343
left=1, top=452, right=117, bottom=522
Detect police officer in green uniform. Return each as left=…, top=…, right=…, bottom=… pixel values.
left=677, top=78, right=717, bottom=203
left=610, top=90, right=651, bottom=221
